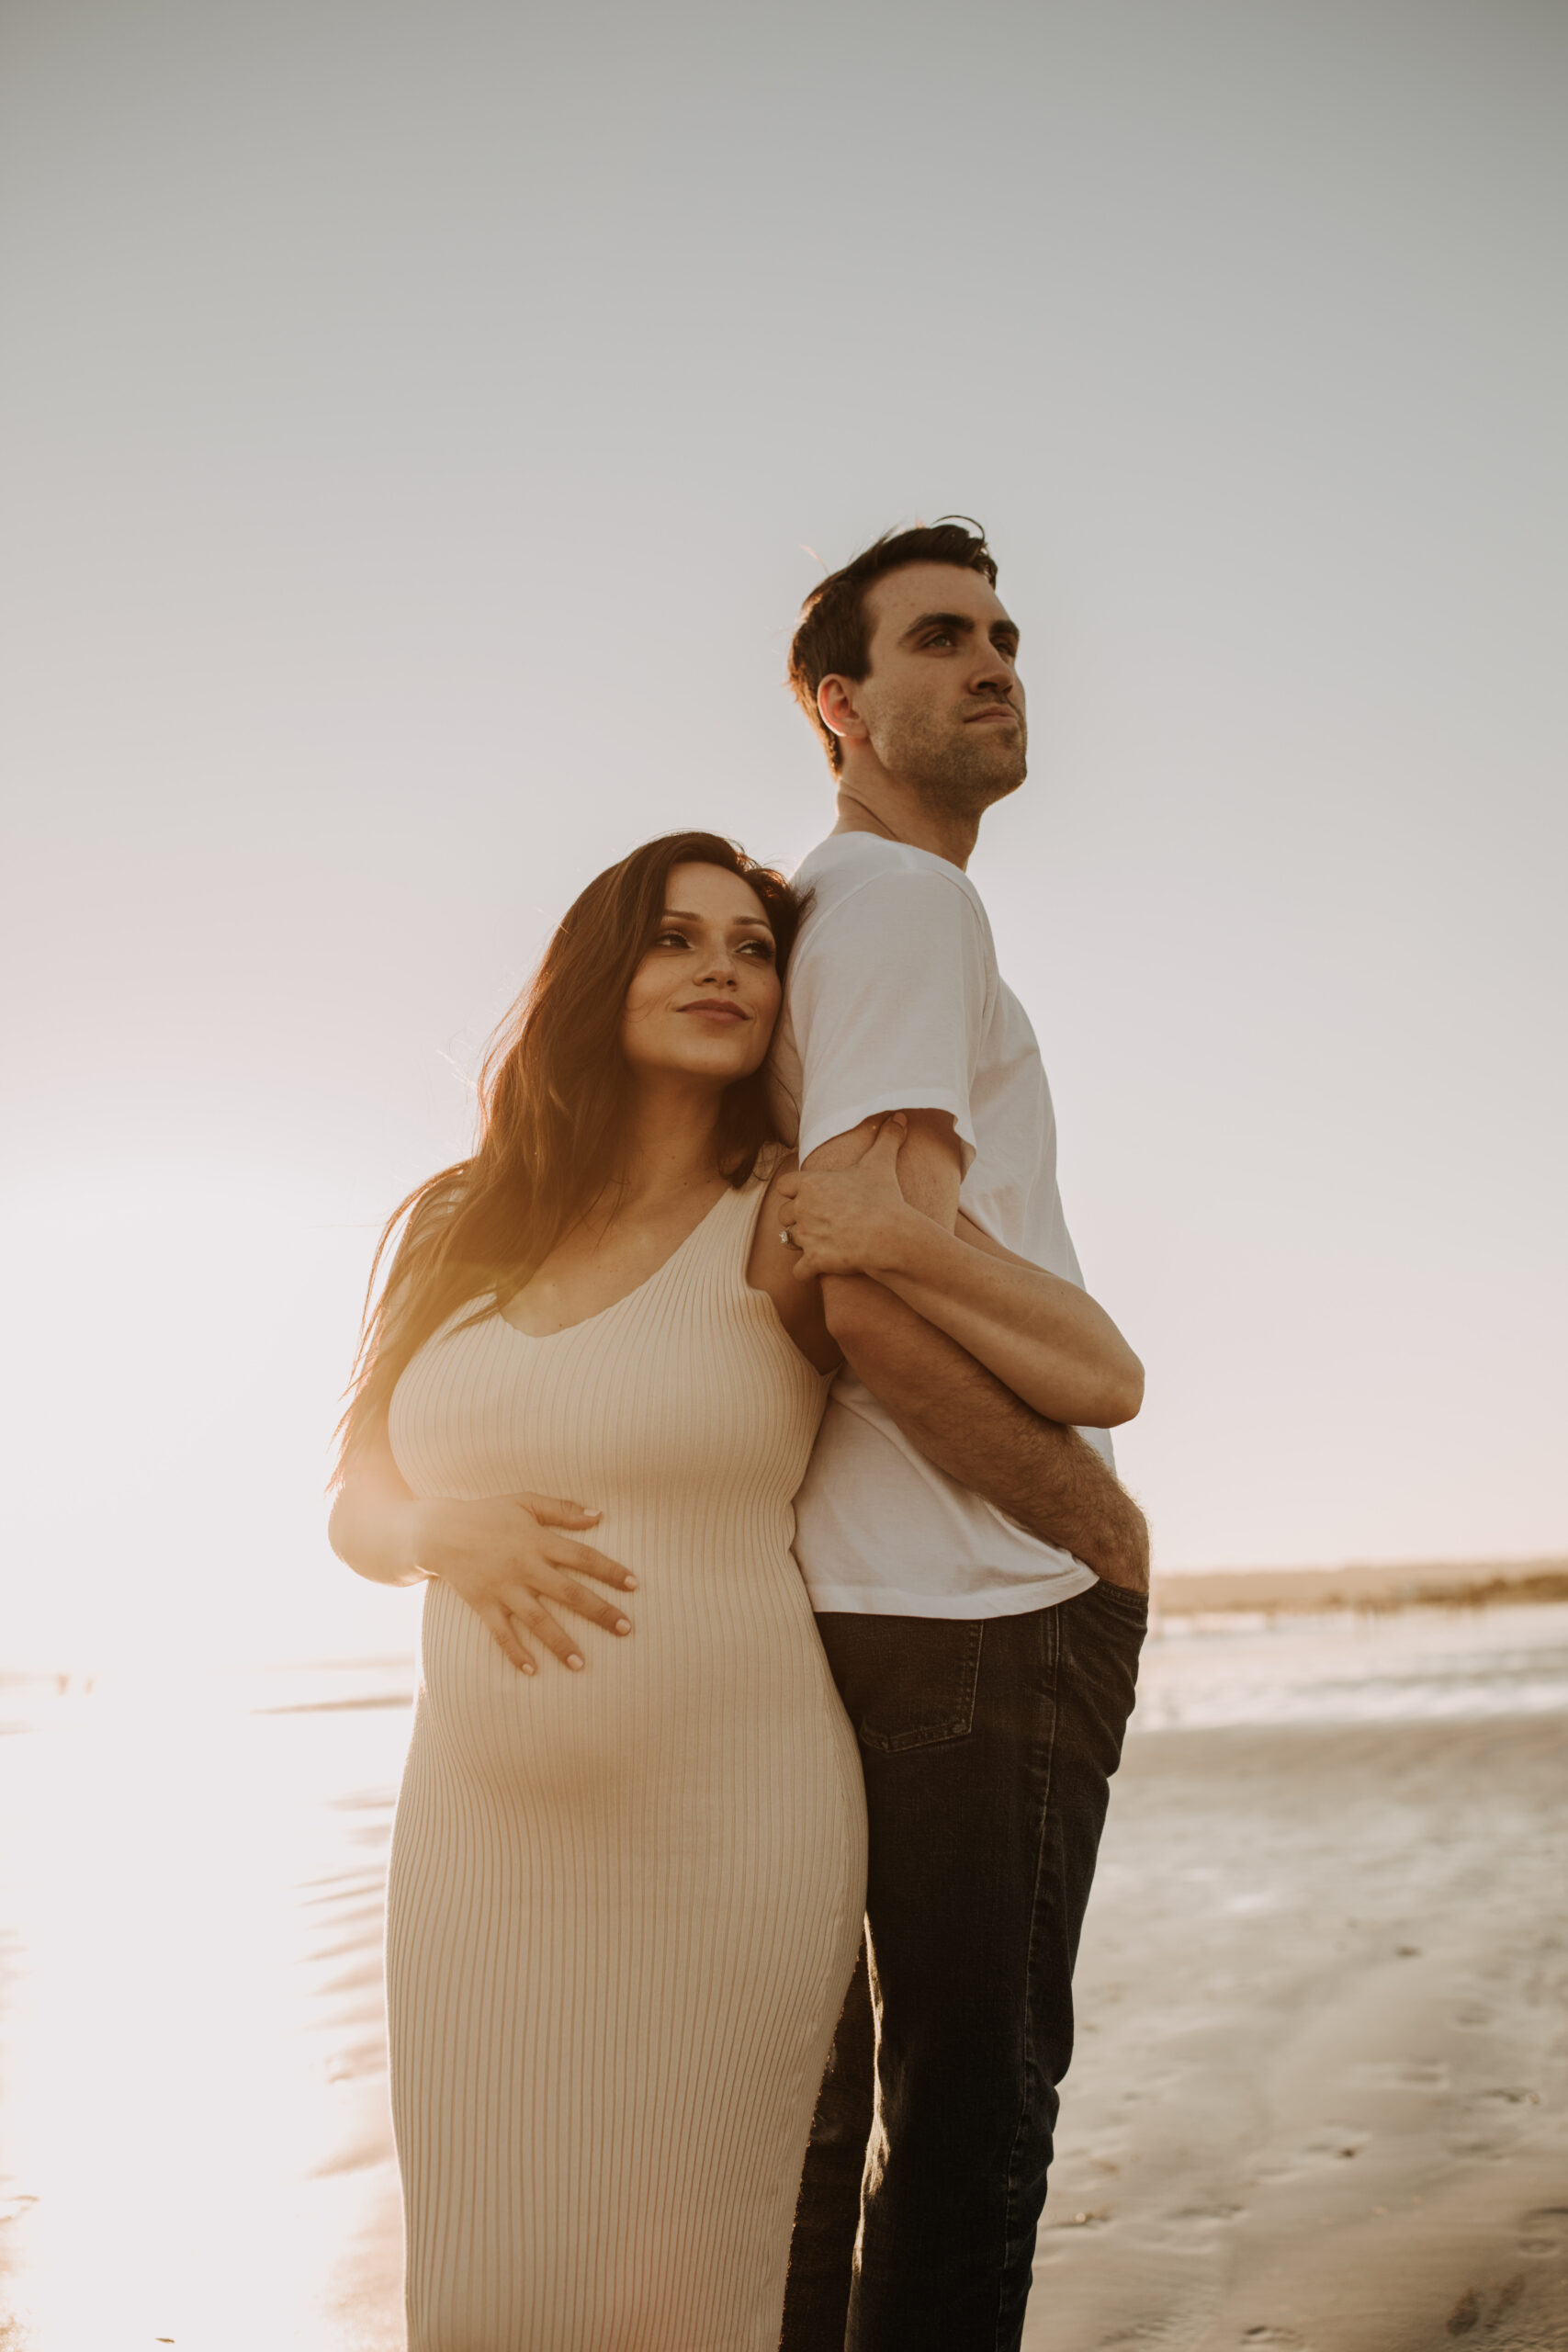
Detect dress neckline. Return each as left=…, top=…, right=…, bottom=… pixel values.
left=493, top=1180, right=741, bottom=1344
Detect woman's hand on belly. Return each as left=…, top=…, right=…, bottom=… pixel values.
left=411, top=1492, right=637, bottom=1676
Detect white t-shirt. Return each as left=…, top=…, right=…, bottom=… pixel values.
left=770, top=831, right=1110, bottom=1620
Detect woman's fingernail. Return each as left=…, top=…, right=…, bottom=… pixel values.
left=567, top=1654, right=584, bottom=1670
left=521, top=1660, right=536, bottom=1675
left=614, top=1618, right=632, bottom=1634
left=623, top=1574, right=637, bottom=1590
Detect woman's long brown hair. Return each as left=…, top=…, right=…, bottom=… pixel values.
left=333, top=832, right=803, bottom=1481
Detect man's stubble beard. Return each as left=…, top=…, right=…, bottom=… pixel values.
left=874, top=705, right=1028, bottom=820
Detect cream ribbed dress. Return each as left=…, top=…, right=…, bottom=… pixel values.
left=385, top=1169, right=868, bottom=2352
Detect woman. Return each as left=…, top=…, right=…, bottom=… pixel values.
left=330, top=831, right=1141, bottom=2352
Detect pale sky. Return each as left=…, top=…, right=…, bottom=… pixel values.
left=4, top=0, right=1565, bottom=1668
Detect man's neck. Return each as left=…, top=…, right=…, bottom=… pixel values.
left=830, top=777, right=979, bottom=870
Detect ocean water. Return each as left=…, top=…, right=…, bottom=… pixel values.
left=1134, top=1596, right=1568, bottom=1733
left=2, top=1600, right=1565, bottom=2349
left=0, top=1658, right=416, bottom=2352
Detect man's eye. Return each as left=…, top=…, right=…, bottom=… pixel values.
left=925, top=631, right=953, bottom=649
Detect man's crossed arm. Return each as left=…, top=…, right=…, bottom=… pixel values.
left=807, top=1112, right=1149, bottom=1593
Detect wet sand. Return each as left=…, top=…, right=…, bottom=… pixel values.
left=2, top=1608, right=1565, bottom=2348
left=1030, top=1712, right=1568, bottom=2351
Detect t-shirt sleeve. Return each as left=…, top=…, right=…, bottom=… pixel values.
left=788, top=869, right=990, bottom=1168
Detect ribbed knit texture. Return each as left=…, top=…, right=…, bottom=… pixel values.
left=386, top=1167, right=868, bottom=2352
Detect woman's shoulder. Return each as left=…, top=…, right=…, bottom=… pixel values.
left=398, top=1292, right=502, bottom=1381
left=748, top=1139, right=796, bottom=1190
left=738, top=1146, right=840, bottom=1376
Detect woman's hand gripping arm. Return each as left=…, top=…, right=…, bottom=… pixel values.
left=774, top=1116, right=1145, bottom=1430
left=329, top=1439, right=638, bottom=1676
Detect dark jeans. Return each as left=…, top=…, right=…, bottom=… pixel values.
left=781, top=1577, right=1147, bottom=2352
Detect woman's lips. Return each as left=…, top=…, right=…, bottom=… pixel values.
left=678, top=1001, right=748, bottom=1022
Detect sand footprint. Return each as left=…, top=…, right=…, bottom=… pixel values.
left=1252, top=2123, right=1370, bottom=2182
left=1445, top=2274, right=1526, bottom=2334
left=1516, top=2204, right=1568, bottom=2257
left=1348, top=2058, right=1450, bottom=2091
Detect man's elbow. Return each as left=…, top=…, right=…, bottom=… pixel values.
left=1093, top=1352, right=1145, bottom=1429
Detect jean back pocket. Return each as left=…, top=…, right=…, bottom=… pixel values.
left=853, top=1619, right=985, bottom=1754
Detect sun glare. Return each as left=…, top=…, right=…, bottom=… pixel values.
left=1, top=1667, right=413, bottom=2350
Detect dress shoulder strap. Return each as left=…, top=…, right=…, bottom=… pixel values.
left=700, top=1149, right=784, bottom=1282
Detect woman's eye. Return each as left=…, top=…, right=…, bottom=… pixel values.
left=653, top=930, right=689, bottom=950
left=739, top=940, right=775, bottom=961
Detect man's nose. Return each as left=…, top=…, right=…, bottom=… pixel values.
left=971, top=641, right=1016, bottom=695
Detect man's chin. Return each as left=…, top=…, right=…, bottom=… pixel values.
left=916, top=747, right=1026, bottom=819
left=981, top=755, right=1026, bottom=804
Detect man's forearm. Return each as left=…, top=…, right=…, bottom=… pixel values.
left=824, top=1273, right=1149, bottom=1589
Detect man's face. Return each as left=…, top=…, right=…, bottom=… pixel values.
left=844, top=561, right=1027, bottom=815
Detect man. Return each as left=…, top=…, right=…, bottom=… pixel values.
left=770, top=520, right=1150, bottom=2352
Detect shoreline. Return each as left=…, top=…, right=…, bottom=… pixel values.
left=3, top=1606, right=1563, bottom=2347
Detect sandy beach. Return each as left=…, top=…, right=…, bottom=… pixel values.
left=1031, top=1709, right=1568, bottom=2350
left=2, top=1597, right=1564, bottom=2349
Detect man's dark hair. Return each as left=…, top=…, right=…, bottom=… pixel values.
left=786, top=518, right=998, bottom=771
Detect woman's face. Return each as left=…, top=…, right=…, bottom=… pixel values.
left=620, top=862, right=783, bottom=1087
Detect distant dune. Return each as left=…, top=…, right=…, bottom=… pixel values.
left=1152, top=1556, right=1568, bottom=1615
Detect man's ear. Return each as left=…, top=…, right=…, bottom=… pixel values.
left=818, top=673, right=869, bottom=749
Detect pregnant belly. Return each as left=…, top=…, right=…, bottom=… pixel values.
left=416, top=1549, right=833, bottom=1808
